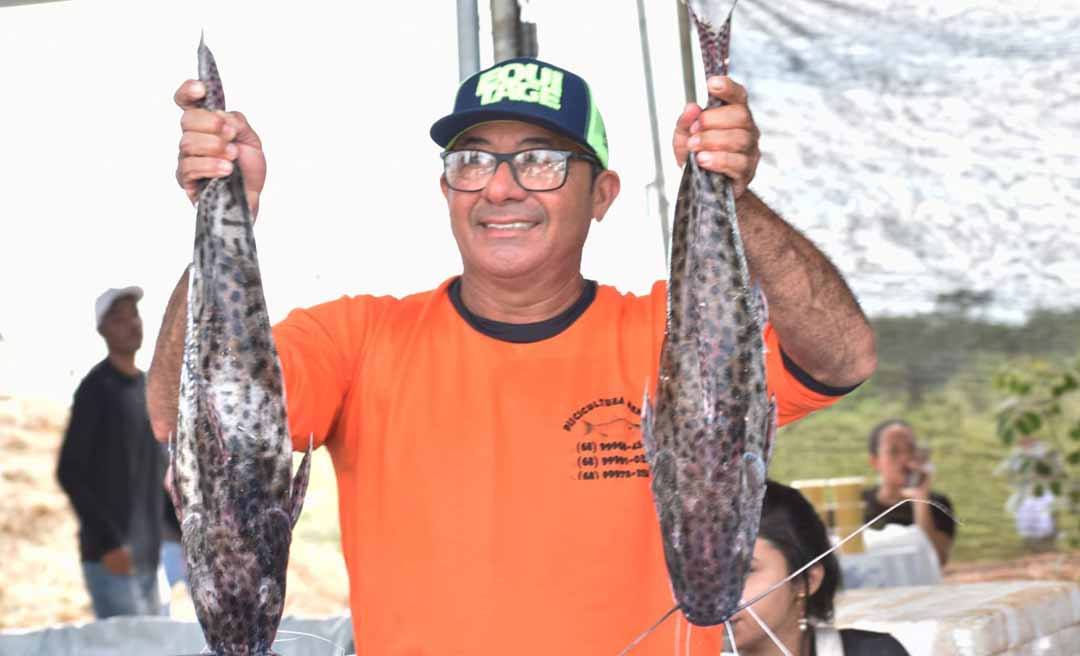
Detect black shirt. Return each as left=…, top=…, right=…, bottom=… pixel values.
left=810, top=627, right=911, bottom=656
left=56, top=359, right=166, bottom=570
left=862, top=486, right=957, bottom=538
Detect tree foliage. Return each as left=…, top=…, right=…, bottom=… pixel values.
left=993, top=355, right=1080, bottom=546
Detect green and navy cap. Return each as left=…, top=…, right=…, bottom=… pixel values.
left=430, top=57, right=609, bottom=169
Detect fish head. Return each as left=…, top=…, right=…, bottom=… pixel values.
left=184, top=506, right=293, bottom=653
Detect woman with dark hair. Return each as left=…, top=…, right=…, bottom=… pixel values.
left=727, top=481, right=909, bottom=655
left=863, top=419, right=956, bottom=566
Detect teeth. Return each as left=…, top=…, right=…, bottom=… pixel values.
left=485, top=222, right=533, bottom=230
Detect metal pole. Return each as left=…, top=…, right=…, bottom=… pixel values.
left=490, top=0, right=520, bottom=62
left=0, top=0, right=70, bottom=6
left=517, top=0, right=538, bottom=58
left=456, top=0, right=481, bottom=80
left=636, top=0, right=671, bottom=264
left=676, top=0, right=697, bottom=103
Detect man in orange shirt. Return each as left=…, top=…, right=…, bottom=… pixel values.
left=148, top=58, right=875, bottom=654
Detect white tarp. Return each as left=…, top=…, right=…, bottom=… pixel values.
left=729, top=0, right=1079, bottom=318
left=0, top=614, right=354, bottom=656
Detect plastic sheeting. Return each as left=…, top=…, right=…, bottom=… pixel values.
left=835, top=580, right=1080, bottom=655
left=724, top=0, right=1079, bottom=318
left=0, top=614, right=355, bottom=656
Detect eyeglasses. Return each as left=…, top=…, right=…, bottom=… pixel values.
left=441, top=148, right=600, bottom=192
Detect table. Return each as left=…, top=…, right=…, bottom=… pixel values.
left=839, top=523, right=943, bottom=589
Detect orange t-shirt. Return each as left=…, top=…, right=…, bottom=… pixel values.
left=272, top=278, right=847, bottom=655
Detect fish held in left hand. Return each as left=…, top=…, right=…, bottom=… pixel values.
left=168, top=35, right=313, bottom=656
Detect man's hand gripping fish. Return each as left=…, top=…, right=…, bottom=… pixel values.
left=168, top=36, right=312, bottom=656
left=628, top=1, right=777, bottom=650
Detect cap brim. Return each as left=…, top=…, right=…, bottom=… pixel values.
left=430, top=108, right=602, bottom=166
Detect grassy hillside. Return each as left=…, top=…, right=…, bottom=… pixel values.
left=770, top=307, right=1080, bottom=563
left=770, top=379, right=1025, bottom=562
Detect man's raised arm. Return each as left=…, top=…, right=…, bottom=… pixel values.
left=673, top=76, right=876, bottom=388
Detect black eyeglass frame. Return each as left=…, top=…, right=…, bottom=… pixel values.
left=440, top=148, right=602, bottom=192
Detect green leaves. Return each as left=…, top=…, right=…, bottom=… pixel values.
left=1052, top=373, right=1078, bottom=398
left=994, top=355, right=1080, bottom=543
left=1016, top=411, right=1043, bottom=436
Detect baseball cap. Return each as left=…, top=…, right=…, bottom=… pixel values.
left=95, top=286, right=143, bottom=329
left=430, top=58, right=610, bottom=169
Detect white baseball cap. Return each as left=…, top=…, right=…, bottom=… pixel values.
left=95, top=286, right=144, bottom=329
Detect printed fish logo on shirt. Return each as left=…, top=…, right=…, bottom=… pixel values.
left=169, top=35, right=313, bottom=656
left=582, top=417, right=641, bottom=439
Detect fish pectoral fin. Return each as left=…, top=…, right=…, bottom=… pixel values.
left=199, top=383, right=229, bottom=454
left=764, top=397, right=778, bottom=462
left=166, top=432, right=183, bottom=523
left=640, top=388, right=657, bottom=458
left=288, top=434, right=314, bottom=528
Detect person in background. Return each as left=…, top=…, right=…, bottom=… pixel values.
left=862, top=419, right=956, bottom=566
left=998, top=434, right=1060, bottom=552
left=728, top=481, right=910, bottom=655
left=57, top=287, right=168, bottom=619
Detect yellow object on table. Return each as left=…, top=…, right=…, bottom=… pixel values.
left=791, top=478, right=829, bottom=514
left=830, top=476, right=867, bottom=555
left=791, top=476, right=868, bottom=554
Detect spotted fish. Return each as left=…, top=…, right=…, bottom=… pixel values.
left=168, top=35, right=312, bottom=656
left=640, top=0, right=776, bottom=628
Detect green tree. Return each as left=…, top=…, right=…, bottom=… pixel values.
left=994, top=355, right=1080, bottom=546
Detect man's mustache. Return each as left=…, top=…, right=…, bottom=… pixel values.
left=471, top=203, right=545, bottom=224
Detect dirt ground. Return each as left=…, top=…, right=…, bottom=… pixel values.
left=0, top=395, right=349, bottom=631
left=1, top=395, right=1078, bottom=632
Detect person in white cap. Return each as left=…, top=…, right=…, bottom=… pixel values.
left=56, top=286, right=170, bottom=619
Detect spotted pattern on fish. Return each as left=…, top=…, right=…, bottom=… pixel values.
left=640, top=0, right=776, bottom=627
left=169, top=36, right=312, bottom=656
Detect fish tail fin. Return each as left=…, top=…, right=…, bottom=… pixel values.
left=197, top=33, right=226, bottom=113
left=686, top=0, right=739, bottom=79
left=582, top=421, right=593, bottom=435
left=289, top=434, right=314, bottom=528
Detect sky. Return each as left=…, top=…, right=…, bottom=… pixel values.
left=0, top=0, right=700, bottom=401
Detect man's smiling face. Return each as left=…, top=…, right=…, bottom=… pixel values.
left=440, top=120, right=614, bottom=283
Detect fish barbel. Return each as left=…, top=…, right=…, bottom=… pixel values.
left=641, top=0, right=776, bottom=628
left=169, top=35, right=312, bottom=656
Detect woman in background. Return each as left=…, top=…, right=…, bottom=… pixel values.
left=727, top=481, right=910, bottom=655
